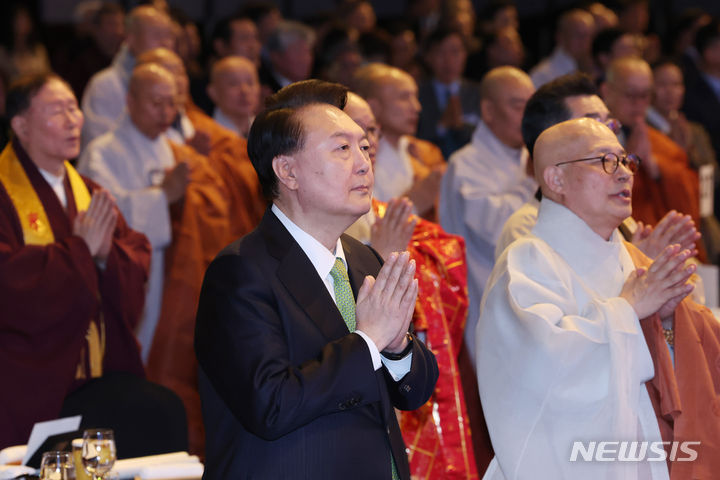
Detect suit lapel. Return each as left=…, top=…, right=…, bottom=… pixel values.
left=260, top=210, right=351, bottom=341
left=341, top=234, right=378, bottom=297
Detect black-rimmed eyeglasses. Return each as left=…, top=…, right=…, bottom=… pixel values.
left=555, top=152, right=641, bottom=175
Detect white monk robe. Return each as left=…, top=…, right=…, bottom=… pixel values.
left=494, top=196, right=540, bottom=260
left=477, top=198, right=668, bottom=480
left=529, top=47, right=577, bottom=88
left=77, top=114, right=174, bottom=362
left=439, top=121, right=536, bottom=367
left=81, top=44, right=135, bottom=146
left=374, top=135, right=414, bottom=202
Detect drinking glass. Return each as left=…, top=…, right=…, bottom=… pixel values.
left=81, top=429, right=116, bottom=480
left=40, top=450, right=76, bottom=480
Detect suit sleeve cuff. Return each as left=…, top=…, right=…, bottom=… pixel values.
left=354, top=330, right=382, bottom=370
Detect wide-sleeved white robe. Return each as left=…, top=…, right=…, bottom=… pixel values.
left=477, top=199, right=669, bottom=480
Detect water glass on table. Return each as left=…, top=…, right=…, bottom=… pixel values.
left=40, top=451, right=76, bottom=480
left=81, top=429, right=116, bottom=480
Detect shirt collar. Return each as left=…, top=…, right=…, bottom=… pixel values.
left=271, top=204, right=346, bottom=279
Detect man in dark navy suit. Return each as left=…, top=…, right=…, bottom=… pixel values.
left=195, top=80, right=438, bottom=479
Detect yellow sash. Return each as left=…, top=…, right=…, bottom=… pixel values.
left=0, top=144, right=103, bottom=378
left=0, top=144, right=91, bottom=245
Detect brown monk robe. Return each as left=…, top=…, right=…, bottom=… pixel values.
left=631, top=127, right=706, bottom=261
left=146, top=140, right=231, bottom=456
left=601, top=57, right=706, bottom=261
left=625, top=242, right=720, bottom=479
left=185, top=103, right=266, bottom=237
left=135, top=47, right=265, bottom=239
left=0, top=76, right=149, bottom=449
left=406, top=136, right=446, bottom=223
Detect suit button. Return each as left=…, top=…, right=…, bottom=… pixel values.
left=401, top=384, right=411, bottom=393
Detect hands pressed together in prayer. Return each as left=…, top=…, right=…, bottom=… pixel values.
left=631, top=210, right=701, bottom=259
left=356, top=251, right=418, bottom=353
left=406, top=164, right=445, bottom=215
left=620, top=244, right=696, bottom=323
left=73, top=189, right=118, bottom=261
left=371, top=197, right=418, bottom=260
left=187, top=131, right=212, bottom=156
left=626, top=121, right=661, bottom=180
left=439, top=95, right=464, bottom=130
left=162, top=160, right=190, bottom=204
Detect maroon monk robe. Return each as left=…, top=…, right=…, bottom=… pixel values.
left=0, top=139, right=150, bottom=449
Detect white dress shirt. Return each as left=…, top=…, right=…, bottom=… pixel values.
left=272, top=204, right=411, bottom=380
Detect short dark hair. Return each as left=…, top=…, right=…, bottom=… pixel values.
left=238, top=2, right=280, bottom=24
left=248, top=80, right=349, bottom=200
left=423, top=26, right=466, bottom=53
left=93, top=2, right=125, bottom=24
left=521, top=72, right=597, bottom=154
left=210, top=14, right=254, bottom=53
left=695, top=19, right=720, bottom=57
left=592, top=27, right=625, bottom=60
left=6, top=72, right=70, bottom=121
left=265, top=79, right=348, bottom=110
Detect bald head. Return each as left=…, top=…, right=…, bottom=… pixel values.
left=535, top=117, right=631, bottom=239
left=352, top=63, right=420, bottom=143
left=126, top=6, right=174, bottom=57
left=207, top=55, right=260, bottom=124
left=210, top=55, right=257, bottom=84
left=480, top=66, right=533, bottom=100
left=136, top=47, right=188, bottom=105
left=602, top=56, right=652, bottom=126
left=480, top=67, right=535, bottom=149
left=127, top=64, right=177, bottom=139
left=345, top=92, right=379, bottom=164
left=351, top=63, right=412, bottom=101
left=557, top=9, right=595, bottom=60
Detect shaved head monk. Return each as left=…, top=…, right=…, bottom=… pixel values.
left=133, top=49, right=266, bottom=456
left=475, top=117, right=719, bottom=479
left=82, top=5, right=174, bottom=143
left=207, top=56, right=260, bottom=138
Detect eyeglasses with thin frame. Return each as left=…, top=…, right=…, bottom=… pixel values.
left=555, top=152, right=641, bottom=175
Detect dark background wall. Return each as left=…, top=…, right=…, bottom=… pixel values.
left=38, top=0, right=720, bottom=24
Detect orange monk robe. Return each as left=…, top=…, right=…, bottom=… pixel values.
left=626, top=243, right=720, bottom=479
left=632, top=127, right=706, bottom=261
left=186, top=104, right=266, bottom=238
left=146, top=142, right=231, bottom=456
left=371, top=200, right=478, bottom=479
left=406, top=136, right=446, bottom=223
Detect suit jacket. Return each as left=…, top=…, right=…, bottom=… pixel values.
left=416, top=78, right=481, bottom=159
left=683, top=73, right=720, bottom=168
left=195, top=209, right=438, bottom=479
